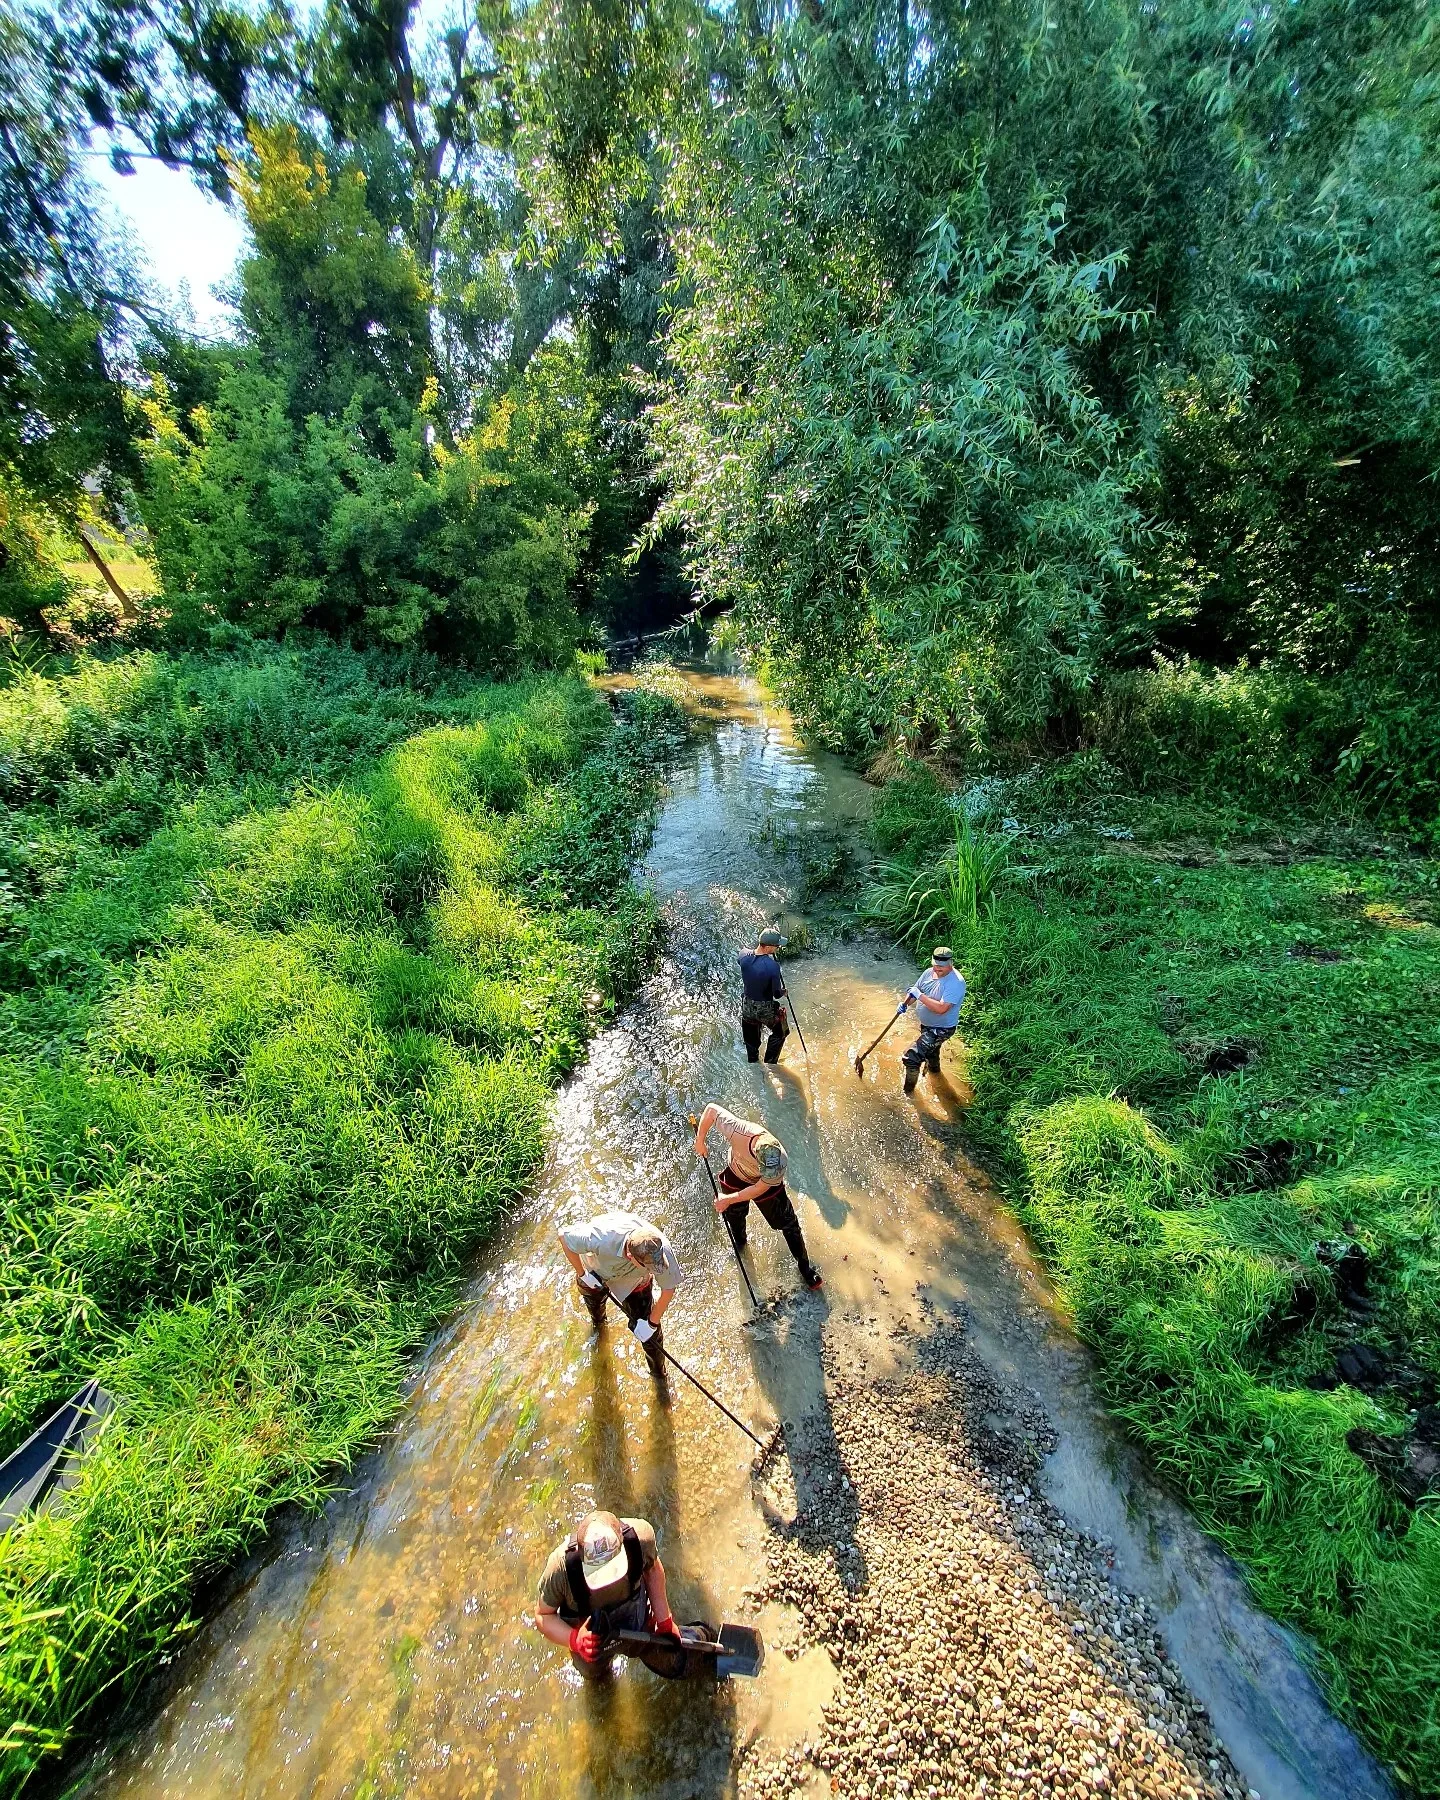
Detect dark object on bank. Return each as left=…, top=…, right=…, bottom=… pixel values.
left=1317, top=1239, right=1373, bottom=1313
left=0, top=1379, right=113, bottom=1532
left=1335, top=1343, right=1388, bottom=1390
left=613, top=1620, right=765, bottom=1680
left=1345, top=1427, right=1440, bottom=1508
left=1202, top=1037, right=1259, bottom=1078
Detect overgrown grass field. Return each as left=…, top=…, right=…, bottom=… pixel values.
left=0, top=636, right=680, bottom=1790
left=866, top=764, right=1440, bottom=1795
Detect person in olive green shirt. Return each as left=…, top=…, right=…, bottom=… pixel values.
left=533, top=1509, right=680, bottom=1678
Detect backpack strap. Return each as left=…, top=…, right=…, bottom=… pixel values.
left=565, top=1524, right=644, bottom=1624
left=564, top=1536, right=591, bottom=1621
left=621, top=1521, right=643, bottom=1590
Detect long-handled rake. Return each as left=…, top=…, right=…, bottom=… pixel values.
left=780, top=981, right=810, bottom=1061
left=854, top=1003, right=907, bottom=1077
left=599, top=1284, right=780, bottom=1454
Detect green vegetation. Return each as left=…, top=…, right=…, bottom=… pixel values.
left=865, top=763, right=1440, bottom=1792
left=0, top=636, right=680, bottom=1787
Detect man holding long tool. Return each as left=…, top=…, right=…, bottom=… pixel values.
left=737, top=928, right=790, bottom=1064
left=533, top=1509, right=682, bottom=1677
left=899, top=944, right=966, bottom=1094
left=557, top=1211, right=683, bottom=1376
left=693, top=1103, right=823, bottom=1290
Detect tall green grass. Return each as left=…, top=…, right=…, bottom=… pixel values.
left=868, top=760, right=1440, bottom=1793
left=0, top=637, right=680, bottom=1789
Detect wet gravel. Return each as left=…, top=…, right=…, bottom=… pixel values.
left=736, top=1304, right=1254, bottom=1800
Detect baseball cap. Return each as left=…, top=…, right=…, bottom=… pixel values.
left=578, top=1511, right=630, bottom=1594
left=758, top=928, right=782, bottom=948
left=624, top=1225, right=667, bottom=1271
left=754, top=1134, right=788, bottom=1177
left=931, top=946, right=954, bottom=965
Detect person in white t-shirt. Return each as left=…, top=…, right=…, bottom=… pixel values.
left=898, top=946, right=966, bottom=1094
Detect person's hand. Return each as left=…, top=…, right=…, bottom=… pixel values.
left=569, top=1622, right=604, bottom=1662
left=652, top=1615, right=681, bottom=1640
left=578, top=1270, right=604, bottom=1292
left=631, top=1317, right=657, bottom=1344
left=897, top=998, right=910, bottom=1014
left=907, top=986, right=921, bottom=999
left=712, top=1193, right=730, bottom=1214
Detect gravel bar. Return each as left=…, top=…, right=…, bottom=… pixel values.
left=736, top=1303, right=1254, bottom=1800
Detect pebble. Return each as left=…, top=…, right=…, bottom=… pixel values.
left=735, top=1312, right=1247, bottom=1800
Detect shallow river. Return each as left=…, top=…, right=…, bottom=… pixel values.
left=79, top=667, right=1390, bottom=1800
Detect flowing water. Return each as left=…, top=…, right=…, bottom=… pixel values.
left=78, top=666, right=1391, bottom=1800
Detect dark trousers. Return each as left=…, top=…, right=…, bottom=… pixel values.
left=901, top=1023, right=956, bottom=1072
left=577, top=1275, right=665, bottom=1374
left=741, top=1001, right=788, bottom=1063
left=719, top=1170, right=816, bottom=1280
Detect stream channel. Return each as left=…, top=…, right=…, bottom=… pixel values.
left=78, top=664, right=1392, bottom=1800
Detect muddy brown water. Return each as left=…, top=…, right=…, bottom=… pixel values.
left=77, top=666, right=1391, bottom=1800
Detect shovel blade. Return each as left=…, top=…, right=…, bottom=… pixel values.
left=716, top=1622, right=765, bottom=1678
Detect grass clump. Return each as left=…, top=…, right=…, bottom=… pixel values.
left=0, top=637, right=679, bottom=1789
left=867, top=762, right=1440, bottom=1794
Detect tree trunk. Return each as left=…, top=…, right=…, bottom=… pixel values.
left=78, top=532, right=136, bottom=618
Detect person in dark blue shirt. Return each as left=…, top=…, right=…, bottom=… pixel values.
left=737, top=929, right=790, bottom=1063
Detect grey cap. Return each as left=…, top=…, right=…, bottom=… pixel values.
left=758, top=928, right=782, bottom=949
left=754, top=1135, right=787, bottom=1176
left=931, top=946, right=954, bottom=965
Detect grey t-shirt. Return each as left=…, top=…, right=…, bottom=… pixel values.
left=912, top=967, right=966, bottom=1029
left=559, top=1210, right=684, bottom=1300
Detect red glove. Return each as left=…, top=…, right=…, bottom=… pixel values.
left=652, top=1615, right=681, bottom=1639
left=569, top=1621, right=604, bottom=1662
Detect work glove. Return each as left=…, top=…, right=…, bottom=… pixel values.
left=569, top=1621, right=604, bottom=1662
left=897, top=1000, right=910, bottom=1015
left=907, top=986, right=921, bottom=999
left=652, top=1614, right=681, bottom=1639
left=631, top=1318, right=658, bottom=1344
left=578, top=1271, right=604, bottom=1292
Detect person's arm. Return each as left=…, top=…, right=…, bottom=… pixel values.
left=534, top=1602, right=574, bottom=1648
left=714, top=1175, right=770, bottom=1210
left=558, top=1235, right=589, bottom=1282
left=693, top=1103, right=719, bottom=1157
left=915, top=987, right=949, bottom=1014
left=644, top=1556, right=679, bottom=1634
left=770, top=962, right=785, bottom=1002
left=649, top=1284, right=675, bottom=1325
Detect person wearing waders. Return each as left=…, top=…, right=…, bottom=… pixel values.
left=533, top=1509, right=682, bottom=1678
left=899, top=945, right=966, bottom=1094
left=738, top=928, right=790, bottom=1063
left=557, top=1211, right=682, bottom=1376
left=693, top=1103, right=823, bottom=1289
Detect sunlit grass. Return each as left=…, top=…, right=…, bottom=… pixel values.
left=0, top=639, right=679, bottom=1789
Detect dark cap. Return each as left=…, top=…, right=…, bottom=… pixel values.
left=758, top=929, right=782, bottom=949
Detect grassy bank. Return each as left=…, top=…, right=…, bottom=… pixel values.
left=865, top=763, right=1440, bottom=1795
left=0, top=636, right=680, bottom=1790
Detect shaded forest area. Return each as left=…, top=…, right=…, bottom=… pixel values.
left=3, top=0, right=1440, bottom=1790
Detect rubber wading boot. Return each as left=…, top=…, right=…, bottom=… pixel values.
left=641, top=1329, right=667, bottom=1377
left=903, top=1064, right=919, bottom=1095
left=579, top=1282, right=608, bottom=1329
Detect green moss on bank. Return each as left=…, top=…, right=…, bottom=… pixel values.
left=0, top=638, right=680, bottom=1789
left=868, top=765, right=1440, bottom=1794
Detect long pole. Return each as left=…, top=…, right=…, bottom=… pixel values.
left=600, top=1286, right=769, bottom=1450
left=780, top=980, right=810, bottom=1060
left=701, top=1156, right=761, bottom=1310
left=855, top=1006, right=905, bottom=1076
